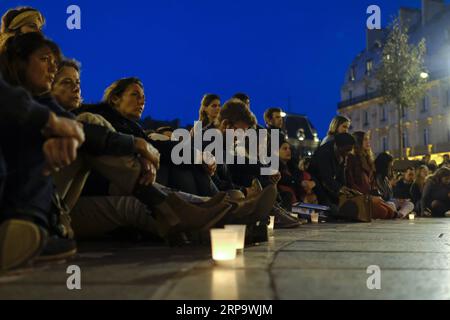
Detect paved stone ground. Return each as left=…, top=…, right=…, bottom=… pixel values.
left=1, top=218, right=450, bottom=300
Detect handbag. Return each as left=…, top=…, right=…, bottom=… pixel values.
left=338, top=193, right=373, bottom=222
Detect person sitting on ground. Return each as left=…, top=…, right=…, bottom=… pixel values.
left=420, top=167, right=450, bottom=217
left=320, top=115, right=351, bottom=146
left=308, top=132, right=357, bottom=216
left=277, top=141, right=317, bottom=206
left=374, top=153, right=414, bottom=218
left=0, top=70, right=84, bottom=271
left=76, top=77, right=218, bottom=197
left=411, top=165, right=429, bottom=215
left=346, top=131, right=395, bottom=219
left=393, top=166, right=415, bottom=200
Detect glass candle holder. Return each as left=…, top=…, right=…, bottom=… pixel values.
left=224, top=225, right=246, bottom=252
left=311, top=211, right=319, bottom=223
left=210, top=229, right=238, bottom=262
left=408, top=213, right=415, bottom=220
left=268, top=216, right=275, bottom=236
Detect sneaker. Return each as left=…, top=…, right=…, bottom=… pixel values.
left=35, top=236, right=77, bottom=262
left=445, top=211, right=450, bottom=218
left=0, top=219, right=47, bottom=271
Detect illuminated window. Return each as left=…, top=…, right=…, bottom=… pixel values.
left=423, top=128, right=429, bottom=145
left=382, top=136, right=388, bottom=152
left=366, top=60, right=373, bottom=75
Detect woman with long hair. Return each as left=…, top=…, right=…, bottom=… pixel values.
left=198, top=93, right=221, bottom=129
left=321, top=115, right=351, bottom=146
left=421, top=167, right=450, bottom=217
left=375, top=152, right=415, bottom=218
left=410, top=165, right=429, bottom=214
left=346, top=131, right=395, bottom=219
left=277, top=141, right=317, bottom=205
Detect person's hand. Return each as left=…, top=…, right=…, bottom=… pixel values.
left=42, top=137, right=80, bottom=175
left=134, top=138, right=160, bottom=170
left=203, top=151, right=217, bottom=176
left=42, top=112, right=85, bottom=144
left=269, top=172, right=281, bottom=184
left=138, top=157, right=157, bottom=186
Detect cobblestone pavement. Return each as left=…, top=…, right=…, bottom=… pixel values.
left=1, top=218, right=450, bottom=299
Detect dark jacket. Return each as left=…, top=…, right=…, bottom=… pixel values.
left=346, top=153, right=374, bottom=195
left=375, top=174, right=393, bottom=202
left=0, top=73, right=49, bottom=132
left=308, top=141, right=345, bottom=205
left=393, top=179, right=413, bottom=200
left=421, top=179, right=450, bottom=215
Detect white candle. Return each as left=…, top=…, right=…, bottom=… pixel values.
left=408, top=213, right=415, bottom=220
left=224, top=225, right=246, bottom=252
left=268, top=216, right=275, bottom=236
left=311, top=212, right=319, bottom=223
left=210, top=229, right=238, bottom=262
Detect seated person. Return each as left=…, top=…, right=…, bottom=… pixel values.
left=393, top=166, right=414, bottom=201
left=375, top=153, right=414, bottom=218
left=308, top=133, right=356, bottom=216
left=346, top=131, right=395, bottom=219
left=277, top=141, right=317, bottom=205
left=421, top=167, right=450, bottom=217
left=411, top=165, right=429, bottom=214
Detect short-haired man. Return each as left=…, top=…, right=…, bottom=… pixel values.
left=393, top=167, right=415, bottom=200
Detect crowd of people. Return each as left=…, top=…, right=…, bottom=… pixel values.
left=0, top=6, right=449, bottom=273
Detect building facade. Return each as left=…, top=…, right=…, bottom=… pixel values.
left=338, top=0, right=450, bottom=162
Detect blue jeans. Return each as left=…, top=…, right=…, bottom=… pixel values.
left=0, top=128, right=51, bottom=228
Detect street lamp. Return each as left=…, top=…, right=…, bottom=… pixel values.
left=280, top=111, right=287, bottom=118
left=420, top=72, right=429, bottom=79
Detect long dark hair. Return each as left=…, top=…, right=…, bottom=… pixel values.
left=352, top=131, right=375, bottom=173
left=0, top=32, right=61, bottom=87
left=199, top=93, right=220, bottom=125
left=375, top=152, right=394, bottom=179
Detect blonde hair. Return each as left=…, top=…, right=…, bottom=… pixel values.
left=327, top=115, right=351, bottom=136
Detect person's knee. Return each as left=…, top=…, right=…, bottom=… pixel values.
left=76, top=113, right=116, bottom=132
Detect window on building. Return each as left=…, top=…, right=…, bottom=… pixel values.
left=382, top=136, right=388, bottom=152
left=349, top=90, right=353, bottom=100
left=401, top=106, right=407, bottom=119
left=365, top=85, right=369, bottom=97
left=366, top=60, right=373, bottom=76
left=349, top=67, right=356, bottom=81
left=402, top=132, right=409, bottom=148
left=421, top=96, right=428, bottom=112
left=423, top=128, right=430, bottom=145
left=363, top=111, right=369, bottom=126
left=381, top=106, right=387, bottom=122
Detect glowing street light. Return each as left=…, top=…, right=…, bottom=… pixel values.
left=420, top=72, right=429, bottom=79
left=280, top=111, right=287, bottom=117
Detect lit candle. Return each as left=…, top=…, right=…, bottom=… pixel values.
left=224, top=225, right=246, bottom=252
left=210, top=229, right=238, bottom=262
left=408, top=213, right=415, bottom=220
left=311, top=211, right=319, bottom=224
left=268, top=216, right=275, bottom=236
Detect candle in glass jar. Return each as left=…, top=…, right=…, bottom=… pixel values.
left=210, top=229, right=238, bottom=262
left=311, top=212, right=319, bottom=223
left=224, top=225, right=246, bottom=252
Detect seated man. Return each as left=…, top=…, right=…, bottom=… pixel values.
left=393, top=166, right=414, bottom=200
left=308, top=133, right=356, bottom=216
